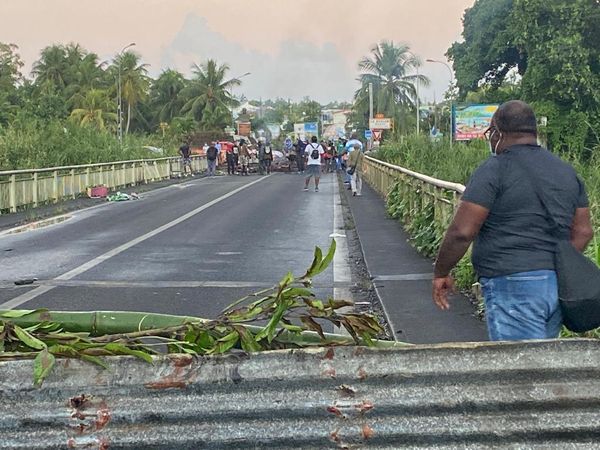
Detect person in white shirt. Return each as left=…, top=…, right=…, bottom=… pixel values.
left=303, top=136, right=325, bottom=192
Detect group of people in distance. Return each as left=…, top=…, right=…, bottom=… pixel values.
left=177, top=133, right=367, bottom=197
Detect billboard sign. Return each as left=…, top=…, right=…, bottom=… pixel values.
left=294, top=122, right=319, bottom=138
left=369, top=118, right=392, bottom=130
left=453, top=104, right=499, bottom=141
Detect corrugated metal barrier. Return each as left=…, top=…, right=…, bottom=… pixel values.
left=1, top=339, right=599, bottom=449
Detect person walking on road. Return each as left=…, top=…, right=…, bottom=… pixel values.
left=238, top=139, right=250, bottom=176
left=257, top=141, right=266, bottom=175
left=263, top=141, right=273, bottom=174
left=432, top=100, right=593, bottom=341
left=303, top=136, right=325, bottom=192
left=226, top=143, right=237, bottom=175
left=206, top=142, right=219, bottom=177
left=296, top=137, right=307, bottom=173
left=344, top=133, right=363, bottom=186
left=347, top=143, right=364, bottom=196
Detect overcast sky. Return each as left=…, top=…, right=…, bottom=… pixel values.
left=0, top=0, right=474, bottom=103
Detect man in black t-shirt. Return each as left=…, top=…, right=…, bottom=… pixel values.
left=179, top=143, right=192, bottom=176
left=432, top=100, right=593, bottom=341
left=206, top=142, right=218, bottom=177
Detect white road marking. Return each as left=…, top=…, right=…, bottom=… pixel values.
left=332, top=179, right=353, bottom=335
left=0, top=279, right=350, bottom=289
left=0, top=176, right=270, bottom=310
left=216, top=252, right=243, bottom=256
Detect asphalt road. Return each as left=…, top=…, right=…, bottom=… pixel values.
left=0, top=173, right=341, bottom=320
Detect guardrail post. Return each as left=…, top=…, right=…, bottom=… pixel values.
left=32, top=172, right=38, bottom=207
left=121, top=163, right=126, bottom=188
left=111, top=164, right=116, bottom=189
left=99, top=166, right=104, bottom=188
left=151, top=161, right=157, bottom=182
left=69, top=169, right=76, bottom=199
left=9, top=174, right=17, bottom=213
left=53, top=170, right=59, bottom=203
left=143, top=161, right=148, bottom=184
left=85, top=167, right=91, bottom=193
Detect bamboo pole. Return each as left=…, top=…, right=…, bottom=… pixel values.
left=0, top=310, right=411, bottom=349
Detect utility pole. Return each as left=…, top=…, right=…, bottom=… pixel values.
left=117, top=42, right=135, bottom=149
left=368, top=82, right=374, bottom=150
left=426, top=59, right=454, bottom=148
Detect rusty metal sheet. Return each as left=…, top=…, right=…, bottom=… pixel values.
left=1, top=339, right=599, bottom=449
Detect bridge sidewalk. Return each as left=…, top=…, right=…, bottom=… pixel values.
left=342, top=180, right=488, bottom=344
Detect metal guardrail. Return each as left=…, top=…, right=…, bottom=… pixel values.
left=0, top=156, right=207, bottom=213
left=362, top=155, right=465, bottom=234
left=1, top=339, right=599, bottom=448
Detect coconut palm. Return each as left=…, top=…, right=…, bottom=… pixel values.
left=180, top=59, right=240, bottom=129
left=113, top=51, right=149, bottom=134
left=354, top=41, right=430, bottom=132
left=69, top=88, right=117, bottom=130
left=32, top=45, right=70, bottom=90
left=150, top=69, right=187, bottom=124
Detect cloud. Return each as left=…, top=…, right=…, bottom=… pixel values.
left=161, top=13, right=356, bottom=102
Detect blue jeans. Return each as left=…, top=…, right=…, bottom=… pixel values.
left=479, top=270, right=562, bottom=341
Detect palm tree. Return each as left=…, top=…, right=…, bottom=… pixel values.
left=69, top=88, right=117, bottom=130
left=113, top=51, right=149, bottom=134
left=150, top=69, right=187, bottom=124
left=32, top=45, right=69, bottom=90
left=65, top=52, right=106, bottom=108
left=354, top=41, right=430, bottom=133
left=180, top=59, right=240, bottom=129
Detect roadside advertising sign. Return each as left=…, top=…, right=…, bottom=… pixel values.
left=369, top=118, right=392, bottom=130
left=453, top=104, right=499, bottom=141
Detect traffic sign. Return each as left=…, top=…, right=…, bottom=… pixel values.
left=364, top=129, right=372, bottom=139
left=372, top=130, right=383, bottom=141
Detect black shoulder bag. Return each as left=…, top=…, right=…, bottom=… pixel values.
left=515, top=157, right=600, bottom=332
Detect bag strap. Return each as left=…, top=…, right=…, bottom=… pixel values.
left=510, top=152, right=562, bottom=238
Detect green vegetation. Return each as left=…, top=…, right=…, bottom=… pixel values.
left=448, top=0, right=600, bottom=154
left=0, top=241, right=405, bottom=387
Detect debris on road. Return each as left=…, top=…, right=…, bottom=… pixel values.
left=106, top=192, right=140, bottom=202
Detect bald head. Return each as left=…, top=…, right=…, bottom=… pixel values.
left=493, top=100, right=537, bottom=136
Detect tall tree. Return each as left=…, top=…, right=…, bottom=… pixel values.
left=112, top=51, right=149, bottom=134
left=447, top=0, right=524, bottom=99
left=149, top=69, right=187, bottom=125
left=69, top=88, right=117, bottom=130
left=180, top=59, right=239, bottom=130
left=353, top=41, right=429, bottom=134
left=32, top=45, right=71, bottom=91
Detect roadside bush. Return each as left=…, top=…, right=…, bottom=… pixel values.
left=0, top=118, right=170, bottom=170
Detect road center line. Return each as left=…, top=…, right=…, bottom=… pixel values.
left=0, top=176, right=270, bottom=310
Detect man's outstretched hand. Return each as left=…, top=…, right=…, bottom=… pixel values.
left=432, top=275, right=455, bottom=310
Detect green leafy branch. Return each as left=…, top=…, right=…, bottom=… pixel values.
left=0, top=240, right=404, bottom=386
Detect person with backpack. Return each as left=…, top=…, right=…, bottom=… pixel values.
left=347, top=143, right=364, bottom=196
left=206, top=142, right=219, bottom=177
left=303, top=136, right=325, bottom=192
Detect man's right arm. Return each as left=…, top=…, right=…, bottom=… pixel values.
left=570, top=207, right=594, bottom=251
